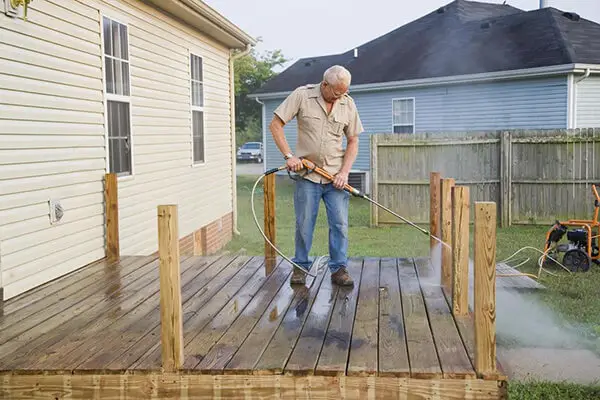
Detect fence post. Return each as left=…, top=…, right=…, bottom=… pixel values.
left=452, top=186, right=470, bottom=316
left=500, top=131, right=512, bottom=227
left=264, top=173, right=276, bottom=274
left=104, top=173, right=119, bottom=262
left=370, top=134, right=379, bottom=227
left=440, top=178, right=455, bottom=290
left=474, top=201, right=497, bottom=377
left=429, top=172, right=441, bottom=258
left=157, top=205, right=184, bottom=372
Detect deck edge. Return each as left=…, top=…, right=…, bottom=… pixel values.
left=0, top=372, right=508, bottom=399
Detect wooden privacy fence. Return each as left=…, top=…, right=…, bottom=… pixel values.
left=370, top=128, right=600, bottom=227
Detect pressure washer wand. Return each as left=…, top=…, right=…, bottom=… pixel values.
left=295, top=159, right=451, bottom=250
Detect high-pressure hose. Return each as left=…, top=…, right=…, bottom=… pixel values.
left=251, top=165, right=321, bottom=277
left=251, top=159, right=452, bottom=278
left=252, top=160, right=571, bottom=282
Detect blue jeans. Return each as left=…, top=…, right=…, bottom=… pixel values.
left=292, top=178, right=350, bottom=274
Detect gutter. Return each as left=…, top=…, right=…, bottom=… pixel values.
left=249, top=63, right=600, bottom=100
left=179, top=0, right=256, bottom=47
left=229, top=44, right=253, bottom=236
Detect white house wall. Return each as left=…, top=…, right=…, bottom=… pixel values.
left=575, top=75, right=600, bottom=128
left=0, top=0, right=234, bottom=300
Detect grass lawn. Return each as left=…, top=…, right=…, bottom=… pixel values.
left=226, top=174, right=600, bottom=398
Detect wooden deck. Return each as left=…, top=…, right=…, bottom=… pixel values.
left=0, top=254, right=507, bottom=399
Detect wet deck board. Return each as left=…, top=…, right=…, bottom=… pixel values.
left=0, top=255, right=485, bottom=379
left=495, top=262, right=545, bottom=290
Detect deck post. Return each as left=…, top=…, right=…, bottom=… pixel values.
left=157, top=205, right=184, bottom=372
left=264, top=173, right=276, bottom=274
left=193, top=227, right=206, bottom=256
left=473, top=201, right=497, bottom=377
left=429, top=172, right=441, bottom=258
left=451, top=186, right=470, bottom=316
left=440, top=178, right=455, bottom=289
left=104, top=173, right=119, bottom=261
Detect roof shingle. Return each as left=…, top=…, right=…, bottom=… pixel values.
left=253, top=0, right=600, bottom=95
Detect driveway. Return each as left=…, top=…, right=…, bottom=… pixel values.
left=236, top=161, right=263, bottom=176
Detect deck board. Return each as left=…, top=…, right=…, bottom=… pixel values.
left=181, top=257, right=283, bottom=370
left=283, top=261, right=337, bottom=376
left=224, top=262, right=322, bottom=374
left=397, top=257, right=443, bottom=378
left=496, top=262, right=545, bottom=290
left=252, top=263, right=328, bottom=375
left=378, top=258, right=410, bottom=377
left=126, top=254, right=254, bottom=370
left=414, top=257, right=476, bottom=378
left=0, top=255, right=499, bottom=382
left=347, top=257, right=379, bottom=376
left=315, top=258, right=362, bottom=376
left=3, top=255, right=171, bottom=370
left=0, top=256, right=156, bottom=369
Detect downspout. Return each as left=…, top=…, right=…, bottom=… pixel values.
left=229, top=44, right=252, bottom=236
left=576, top=67, right=591, bottom=83
left=572, top=68, right=591, bottom=129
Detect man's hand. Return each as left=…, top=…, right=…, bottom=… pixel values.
left=286, top=156, right=303, bottom=172
left=333, top=170, right=349, bottom=190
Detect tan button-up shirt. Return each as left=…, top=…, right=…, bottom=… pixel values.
left=273, top=84, right=364, bottom=184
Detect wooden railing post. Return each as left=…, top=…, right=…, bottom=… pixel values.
left=429, top=172, right=441, bottom=258
left=440, top=178, right=455, bottom=289
left=500, top=131, right=512, bottom=228
left=451, top=186, right=470, bottom=316
left=474, top=201, right=497, bottom=377
left=104, top=173, right=119, bottom=261
left=264, top=173, right=276, bottom=274
left=157, top=205, right=184, bottom=372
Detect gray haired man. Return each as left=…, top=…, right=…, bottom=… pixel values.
left=269, top=65, right=364, bottom=286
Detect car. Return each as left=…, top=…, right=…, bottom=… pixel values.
left=236, top=141, right=263, bottom=163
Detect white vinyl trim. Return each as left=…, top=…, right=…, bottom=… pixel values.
left=391, top=97, right=415, bottom=134
left=189, top=51, right=207, bottom=167
left=100, top=13, right=134, bottom=180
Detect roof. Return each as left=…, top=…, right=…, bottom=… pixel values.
left=146, top=0, right=256, bottom=49
left=252, top=0, right=600, bottom=95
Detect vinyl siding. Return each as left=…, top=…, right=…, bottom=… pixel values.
left=263, top=76, right=568, bottom=172
left=0, top=0, right=235, bottom=300
left=576, top=76, right=600, bottom=128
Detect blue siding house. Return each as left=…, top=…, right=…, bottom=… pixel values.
left=250, top=0, right=600, bottom=193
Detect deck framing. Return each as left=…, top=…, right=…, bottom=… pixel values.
left=2, top=373, right=506, bottom=399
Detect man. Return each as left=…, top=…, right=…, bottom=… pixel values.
left=269, top=65, right=364, bottom=286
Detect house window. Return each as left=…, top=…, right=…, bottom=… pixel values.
left=190, top=54, right=204, bottom=164
left=393, top=98, right=415, bottom=134
left=102, top=16, right=132, bottom=175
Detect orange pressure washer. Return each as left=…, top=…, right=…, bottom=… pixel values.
left=541, top=184, right=600, bottom=272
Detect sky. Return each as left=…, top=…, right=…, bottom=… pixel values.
left=205, top=0, right=600, bottom=70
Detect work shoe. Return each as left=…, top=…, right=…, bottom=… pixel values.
left=290, top=268, right=307, bottom=284
left=331, top=268, right=354, bottom=286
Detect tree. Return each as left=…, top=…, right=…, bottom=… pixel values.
left=234, top=41, right=289, bottom=145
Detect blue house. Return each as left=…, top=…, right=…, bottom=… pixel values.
left=249, top=0, right=600, bottom=193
